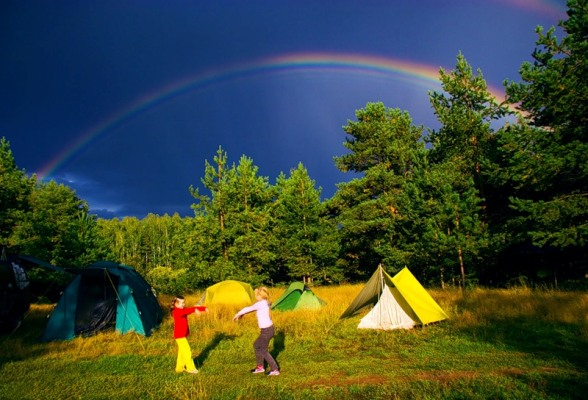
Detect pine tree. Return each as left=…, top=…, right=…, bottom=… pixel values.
left=331, top=102, right=424, bottom=277
left=500, top=0, right=588, bottom=250
left=273, top=163, right=340, bottom=283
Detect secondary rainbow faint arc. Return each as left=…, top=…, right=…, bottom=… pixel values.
left=499, top=0, right=567, bottom=18
left=37, top=53, right=504, bottom=180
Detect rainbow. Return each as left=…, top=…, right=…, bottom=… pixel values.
left=38, top=53, right=509, bottom=180
left=498, top=0, right=567, bottom=18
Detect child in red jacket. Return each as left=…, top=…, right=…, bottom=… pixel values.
left=170, top=295, right=203, bottom=374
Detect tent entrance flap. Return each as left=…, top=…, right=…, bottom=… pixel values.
left=75, top=273, right=119, bottom=336
left=358, top=285, right=416, bottom=330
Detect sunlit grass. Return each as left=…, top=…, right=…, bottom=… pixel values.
left=1, top=286, right=587, bottom=399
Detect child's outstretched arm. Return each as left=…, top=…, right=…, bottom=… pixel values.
left=232, top=302, right=259, bottom=322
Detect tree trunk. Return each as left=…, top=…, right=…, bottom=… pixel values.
left=440, top=267, right=445, bottom=290
left=458, top=246, right=465, bottom=295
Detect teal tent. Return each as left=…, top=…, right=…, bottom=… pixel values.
left=271, top=282, right=325, bottom=311
left=42, top=261, right=163, bottom=341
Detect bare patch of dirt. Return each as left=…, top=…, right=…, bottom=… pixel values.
left=410, top=370, right=479, bottom=382
left=501, top=366, right=558, bottom=376
left=500, top=367, right=526, bottom=377
left=302, top=372, right=389, bottom=388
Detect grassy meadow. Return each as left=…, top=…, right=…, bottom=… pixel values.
left=1, top=285, right=587, bottom=399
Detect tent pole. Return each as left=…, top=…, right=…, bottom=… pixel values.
left=378, top=264, right=384, bottom=325
left=105, top=270, right=146, bottom=351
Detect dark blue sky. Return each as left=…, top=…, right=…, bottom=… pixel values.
left=1, top=1, right=566, bottom=218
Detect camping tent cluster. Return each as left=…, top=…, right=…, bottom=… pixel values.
left=15, top=256, right=445, bottom=341
left=340, top=266, right=448, bottom=330
left=195, top=267, right=446, bottom=331
left=197, top=280, right=325, bottom=312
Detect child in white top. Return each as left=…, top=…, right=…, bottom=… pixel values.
left=233, top=287, right=280, bottom=376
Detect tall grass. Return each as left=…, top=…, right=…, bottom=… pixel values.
left=1, top=286, right=587, bottom=399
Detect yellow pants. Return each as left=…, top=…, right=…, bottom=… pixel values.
left=175, top=337, right=197, bottom=372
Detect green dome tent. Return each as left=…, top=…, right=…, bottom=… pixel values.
left=198, top=280, right=255, bottom=306
left=42, top=261, right=163, bottom=342
left=340, top=266, right=448, bottom=330
left=271, top=282, right=325, bottom=311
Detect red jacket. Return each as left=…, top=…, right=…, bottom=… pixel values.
left=172, top=306, right=197, bottom=339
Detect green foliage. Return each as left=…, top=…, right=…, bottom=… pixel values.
left=146, top=266, right=192, bottom=295
left=0, top=137, right=103, bottom=298
left=11, top=180, right=97, bottom=269
left=273, top=163, right=341, bottom=283
left=331, top=103, right=425, bottom=277
left=397, top=155, right=488, bottom=286
left=335, top=103, right=424, bottom=175
left=425, top=53, right=512, bottom=286
left=190, top=147, right=277, bottom=283
left=0, top=137, right=35, bottom=248
left=500, top=0, right=588, bottom=251
left=428, top=52, right=509, bottom=174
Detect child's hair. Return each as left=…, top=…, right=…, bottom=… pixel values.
left=255, top=287, right=270, bottom=301
left=170, top=295, right=184, bottom=311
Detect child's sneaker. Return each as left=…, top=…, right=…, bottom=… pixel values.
left=251, top=366, right=265, bottom=374
left=267, top=370, right=280, bottom=376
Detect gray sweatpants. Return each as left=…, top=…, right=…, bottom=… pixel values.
left=254, top=325, right=279, bottom=370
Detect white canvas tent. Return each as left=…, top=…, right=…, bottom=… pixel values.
left=341, top=265, right=448, bottom=330
left=357, top=284, right=416, bottom=330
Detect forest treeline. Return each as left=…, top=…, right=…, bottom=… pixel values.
left=1, top=1, right=587, bottom=294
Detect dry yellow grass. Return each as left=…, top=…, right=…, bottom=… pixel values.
left=450, top=287, right=588, bottom=332
left=85, top=285, right=588, bottom=348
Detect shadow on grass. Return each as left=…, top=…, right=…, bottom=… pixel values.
left=194, top=332, right=236, bottom=368
left=454, top=294, right=588, bottom=397
left=0, top=305, right=51, bottom=369
left=270, top=330, right=285, bottom=363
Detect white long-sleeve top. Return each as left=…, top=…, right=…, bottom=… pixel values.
left=234, top=299, right=273, bottom=329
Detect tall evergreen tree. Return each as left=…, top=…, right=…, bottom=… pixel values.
left=12, top=180, right=95, bottom=269
left=500, top=0, right=588, bottom=251
left=273, top=163, right=340, bottom=283
left=191, top=147, right=233, bottom=263
left=428, top=52, right=510, bottom=201
left=399, top=154, right=488, bottom=288
left=331, top=102, right=424, bottom=278
left=190, top=148, right=275, bottom=283
left=0, top=137, right=35, bottom=249
left=225, top=155, right=275, bottom=283
left=426, top=54, right=509, bottom=287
